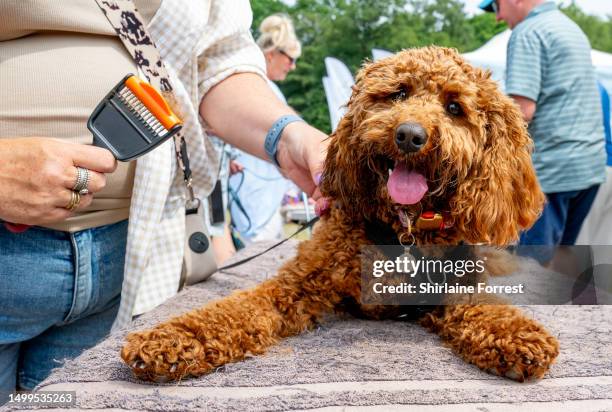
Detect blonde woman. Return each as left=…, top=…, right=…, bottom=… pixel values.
left=257, top=13, right=301, bottom=84
left=229, top=14, right=303, bottom=244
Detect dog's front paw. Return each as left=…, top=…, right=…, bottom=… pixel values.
left=121, top=327, right=210, bottom=382
left=471, top=307, right=559, bottom=382
left=428, top=305, right=559, bottom=382
left=484, top=334, right=559, bottom=382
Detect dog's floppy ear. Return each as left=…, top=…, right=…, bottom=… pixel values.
left=321, top=57, right=404, bottom=219
left=320, top=94, right=362, bottom=216
left=452, top=75, right=545, bottom=245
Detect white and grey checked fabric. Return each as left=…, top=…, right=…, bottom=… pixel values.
left=105, top=0, right=265, bottom=330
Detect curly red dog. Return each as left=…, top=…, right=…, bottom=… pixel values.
left=121, top=46, right=559, bottom=383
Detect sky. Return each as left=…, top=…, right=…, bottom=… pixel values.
left=463, top=0, right=612, bottom=18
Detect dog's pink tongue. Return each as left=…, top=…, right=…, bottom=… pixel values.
left=387, top=163, right=428, bottom=205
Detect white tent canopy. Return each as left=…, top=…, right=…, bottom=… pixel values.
left=462, top=29, right=511, bottom=87
left=372, top=48, right=393, bottom=61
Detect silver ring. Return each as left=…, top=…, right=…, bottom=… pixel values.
left=73, top=167, right=90, bottom=195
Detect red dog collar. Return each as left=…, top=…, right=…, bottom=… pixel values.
left=415, top=211, right=452, bottom=231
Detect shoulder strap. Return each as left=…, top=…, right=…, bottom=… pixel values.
left=94, top=0, right=196, bottom=202
left=94, top=0, right=169, bottom=91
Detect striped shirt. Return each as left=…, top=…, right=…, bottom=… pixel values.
left=506, top=1, right=606, bottom=193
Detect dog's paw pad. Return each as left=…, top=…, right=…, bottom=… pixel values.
left=488, top=352, right=555, bottom=382
left=504, top=367, right=524, bottom=382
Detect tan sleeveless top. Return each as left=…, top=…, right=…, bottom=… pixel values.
left=0, top=0, right=161, bottom=231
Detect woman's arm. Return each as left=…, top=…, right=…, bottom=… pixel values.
left=199, top=73, right=328, bottom=198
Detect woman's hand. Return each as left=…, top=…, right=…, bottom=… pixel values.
left=229, top=160, right=244, bottom=176
left=0, top=138, right=117, bottom=225
left=275, top=122, right=328, bottom=201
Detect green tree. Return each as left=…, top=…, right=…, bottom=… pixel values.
left=464, top=12, right=506, bottom=51
left=251, top=0, right=289, bottom=34
left=561, top=4, right=612, bottom=53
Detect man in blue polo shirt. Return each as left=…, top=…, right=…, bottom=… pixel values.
left=480, top=0, right=606, bottom=247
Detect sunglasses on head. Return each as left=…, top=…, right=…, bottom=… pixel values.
left=278, top=49, right=296, bottom=65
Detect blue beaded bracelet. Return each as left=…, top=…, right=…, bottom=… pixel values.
left=264, top=115, right=304, bottom=167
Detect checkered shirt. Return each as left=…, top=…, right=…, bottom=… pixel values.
left=111, top=0, right=266, bottom=330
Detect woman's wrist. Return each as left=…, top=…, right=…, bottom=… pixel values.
left=276, top=121, right=327, bottom=172
left=264, top=115, right=304, bottom=167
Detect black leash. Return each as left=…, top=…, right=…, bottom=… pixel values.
left=218, top=216, right=320, bottom=271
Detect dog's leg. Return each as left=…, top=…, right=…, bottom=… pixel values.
left=421, top=304, right=559, bottom=381
left=122, top=273, right=329, bottom=381
left=122, top=214, right=365, bottom=381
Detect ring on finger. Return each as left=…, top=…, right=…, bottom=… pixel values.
left=65, top=190, right=81, bottom=211
left=73, top=167, right=90, bottom=195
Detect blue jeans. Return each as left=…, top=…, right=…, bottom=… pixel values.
left=520, top=185, right=600, bottom=246
left=0, top=220, right=127, bottom=401
left=519, top=185, right=600, bottom=264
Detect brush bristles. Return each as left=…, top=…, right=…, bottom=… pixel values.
left=118, top=87, right=169, bottom=137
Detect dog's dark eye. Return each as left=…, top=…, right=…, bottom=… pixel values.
left=388, top=87, right=408, bottom=102
left=446, top=102, right=463, bottom=116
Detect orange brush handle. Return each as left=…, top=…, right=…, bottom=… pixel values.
left=125, top=76, right=182, bottom=130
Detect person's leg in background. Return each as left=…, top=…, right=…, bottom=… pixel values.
left=519, top=192, right=568, bottom=263
left=0, top=220, right=126, bottom=403
left=561, top=184, right=601, bottom=245
left=557, top=185, right=601, bottom=304
left=576, top=170, right=612, bottom=298
left=519, top=189, right=599, bottom=301
left=520, top=192, right=570, bottom=246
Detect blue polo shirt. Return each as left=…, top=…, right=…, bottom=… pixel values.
left=506, top=1, right=606, bottom=193
left=599, top=83, right=612, bottom=166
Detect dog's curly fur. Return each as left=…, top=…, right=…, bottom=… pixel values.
left=121, top=47, right=559, bottom=383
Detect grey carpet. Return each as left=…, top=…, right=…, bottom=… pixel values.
left=5, top=241, right=611, bottom=412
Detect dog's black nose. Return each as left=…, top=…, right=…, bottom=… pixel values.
left=395, top=122, right=428, bottom=153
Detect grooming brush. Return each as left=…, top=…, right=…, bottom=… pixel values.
left=88, top=74, right=183, bottom=161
